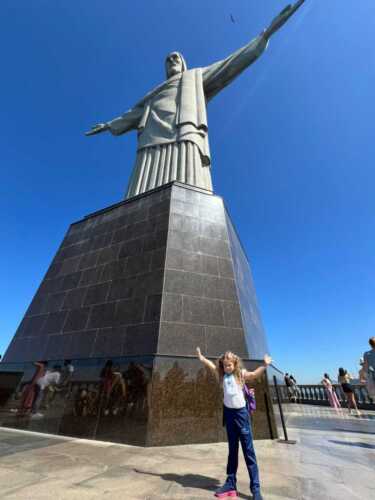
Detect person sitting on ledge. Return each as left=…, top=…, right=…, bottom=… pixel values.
left=196, top=347, right=272, bottom=500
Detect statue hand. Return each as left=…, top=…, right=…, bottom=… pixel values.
left=85, top=123, right=109, bottom=136
left=263, top=0, right=305, bottom=40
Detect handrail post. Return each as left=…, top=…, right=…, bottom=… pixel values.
left=273, top=375, right=296, bottom=445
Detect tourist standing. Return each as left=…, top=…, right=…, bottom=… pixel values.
left=196, top=347, right=271, bottom=500
left=362, top=336, right=375, bottom=401
left=321, top=373, right=341, bottom=409
left=284, top=373, right=296, bottom=402
left=338, top=368, right=360, bottom=416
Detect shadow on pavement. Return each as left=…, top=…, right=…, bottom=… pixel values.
left=133, top=470, right=250, bottom=499
left=329, top=440, right=375, bottom=450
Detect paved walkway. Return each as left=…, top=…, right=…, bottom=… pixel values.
left=0, top=405, right=374, bottom=499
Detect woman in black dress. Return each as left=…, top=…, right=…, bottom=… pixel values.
left=338, top=367, right=360, bottom=415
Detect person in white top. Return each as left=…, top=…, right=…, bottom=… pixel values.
left=31, top=365, right=61, bottom=418
left=197, top=347, right=271, bottom=500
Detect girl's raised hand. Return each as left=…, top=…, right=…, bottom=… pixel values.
left=196, top=347, right=203, bottom=359
left=263, top=354, right=272, bottom=366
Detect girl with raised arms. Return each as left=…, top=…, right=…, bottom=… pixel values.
left=196, top=347, right=272, bottom=500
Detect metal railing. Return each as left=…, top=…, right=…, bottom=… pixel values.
left=278, top=384, right=375, bottom=410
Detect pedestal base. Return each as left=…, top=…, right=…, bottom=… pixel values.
left=1, top=182, right=277, bottom=445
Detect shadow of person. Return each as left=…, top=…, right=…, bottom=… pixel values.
left=133, top=470, right=249, bottom=499
left=329, top=440, right=375, bottom=449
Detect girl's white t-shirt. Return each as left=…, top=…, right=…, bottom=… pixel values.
left=223, top=373, right=246, bottom=409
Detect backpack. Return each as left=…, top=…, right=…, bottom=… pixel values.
left=243, top=384, right=256, bottom=415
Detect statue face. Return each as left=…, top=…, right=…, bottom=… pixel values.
left=166, top=52, right=183, bottom=77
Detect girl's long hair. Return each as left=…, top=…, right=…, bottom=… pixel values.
left=217, top=351, right=243, bottom=384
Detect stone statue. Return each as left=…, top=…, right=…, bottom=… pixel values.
left=86, top=1, right=306, bottom=199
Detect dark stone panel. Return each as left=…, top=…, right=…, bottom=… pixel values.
left=148, top=355, right=224, bottom=446
left=42, top=311, right=68, bottom=335
left=164, top=269, right=204, bottom=297
left=23, top=315, right=49, bottom=337
left=150, top=247, right=166, bottom=271
left=83, top=283, right=110, bottom=306
left=2, top=338, right=28, bottom=362
left=200, top=220, right=227, bottom=240
left=79, top=266, right=104, bottom=287
left=87, top=302, right=117, bottom=329
left=199, top=236, right=230, bottom=259
left=40, top=277, right=64, bottom=294
left=115, top=297, right=145, bottom=326
left=114, top=213, right=129, bottom=228
left=202, top=276, right=237, bottom=301
left=58, top=242, right=85, bottom=261
left=169, top=212, right=200, bottom=234
left=44, top=333, right=71, bottom=359
left=59, top=256, right=81, bottom=276
left=149, top=198, right=170, bottom=216
left=61, top=271, right=82, bottom=291
left=165, top=249, right=219, bottom=277
left=97, top=244, right=121, bottom=265
left=168, top=230, right=200, bottom=253
left=91, top=326, right=126, bottom=358
left=118, top=237, right=144, bottom=259
left=225, top=212, right=269, bottom=359
left=45, top=261, right=63, bottom=279
left=205, top=326, right=248, bottom=358
left=112, top=227, right=130, bottom=245
left=29, top=292, right=65, bottom=315
left=89, top=232, right=113, bottom=251
left=68, top=330, right=97, bottom=358
left=124, top=323, right=159, bottom=355
left=133, top=271, right=164, bottom=297
left=222, top=301, right=243, bottom=328
left=218, top=258, right=234, bottom=279
left=108, top=277, right=136, bottom=301
left=124, top=253, right=152, bottom=278
left=142, top=230, right=168, bottom=252
left=144, top=294, right=162, bottom=322
left=157, top=322, right=205, bottom=356
left=182, top=296, right=225, bottom=326
left=62, top=288, right=87, bottom=310
left=149, top=212, right=169, bottom=232
left=126, top=220, right=155, bottom=240
left=100, top=260, right=127, bottom=282
left=63, top=308, right=90, bottom=332
left=161, top=293, right=182, bottom=322
left=26, top=293, right=46, bottom=316
left=62, top=231, right=86, bottom=247
left=78, top=250, right=100, bottom=270
left=43, top=292, right=65, bottom=314
left=170, top=199, right=200, bottom=218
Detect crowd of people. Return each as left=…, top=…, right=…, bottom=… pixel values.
left=284, top=337, right=375, bottom=416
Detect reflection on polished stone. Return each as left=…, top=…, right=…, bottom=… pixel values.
left=0, top=356, right=278, bottom=446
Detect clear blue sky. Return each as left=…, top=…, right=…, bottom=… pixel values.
left=1, top=1, right=374, bottom=383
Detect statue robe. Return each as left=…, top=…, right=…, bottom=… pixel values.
left=107, top=35, right=268, bottom=198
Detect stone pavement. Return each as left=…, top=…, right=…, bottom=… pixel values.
left=0, top=405, right=374, bottom=499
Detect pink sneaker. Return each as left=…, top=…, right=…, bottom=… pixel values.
left=214, top=488, right=237, bottom=498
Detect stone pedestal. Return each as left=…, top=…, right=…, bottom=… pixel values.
left=0, top=182, right=277, bottom=445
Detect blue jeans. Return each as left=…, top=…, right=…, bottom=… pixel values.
left=223, top=405, right=260, bottom=494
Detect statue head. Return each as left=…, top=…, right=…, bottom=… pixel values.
left=165, top=51, right=187, bottom=78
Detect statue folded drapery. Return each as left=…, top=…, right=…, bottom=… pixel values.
left=86, top=1, right=306, bottom=199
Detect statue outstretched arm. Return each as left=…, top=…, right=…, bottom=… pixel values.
left=203, top=0, right=306, bottom=100
left=85, top=106, right=143, bottom=137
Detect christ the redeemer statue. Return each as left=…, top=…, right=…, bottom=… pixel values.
left=86, top=1, right=305, bottom=199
